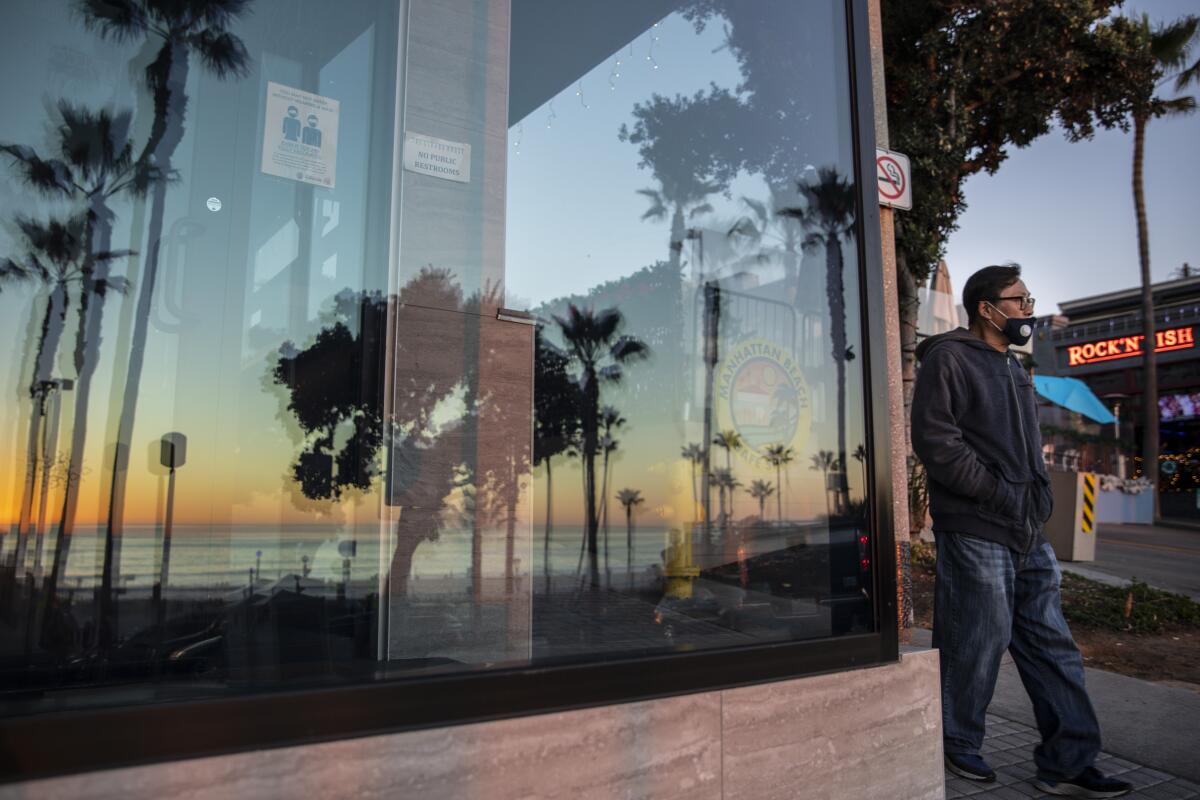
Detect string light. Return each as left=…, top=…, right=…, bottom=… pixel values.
left=546, top=99, right=556, bottom=129
left=513, top=121, right=523, bottom=155
left=576, top=80, right=589, bottom=109
left=609, top=54, right=622, bottom=90
left=647, top=21, right=661, bottom=70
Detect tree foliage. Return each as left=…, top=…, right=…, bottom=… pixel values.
left=882, top=0, right=1135, bottom=282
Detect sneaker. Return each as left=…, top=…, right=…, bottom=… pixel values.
left=1034, top=767, right=1133, bottom=798
left=944, top=752, right=996, bottom=782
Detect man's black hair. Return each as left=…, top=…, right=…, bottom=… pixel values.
left=962, top=264, right=1022, bottom=325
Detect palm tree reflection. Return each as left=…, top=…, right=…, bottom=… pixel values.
left=80, top=0, right=252, bottom=631
left=1, top=216, right=127, bottom=578
left=784, top=168, right=856, bottom=516
left=2, top=105, right=159, bottom=637
left=552, top=306, right=648, bottom=587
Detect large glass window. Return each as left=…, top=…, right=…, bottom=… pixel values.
left=0, top=0, right=884, bottom=742
left=503, top=1, right=876, bottom=659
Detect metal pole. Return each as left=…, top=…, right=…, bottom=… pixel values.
left=701, top=282, right=720, bottom=551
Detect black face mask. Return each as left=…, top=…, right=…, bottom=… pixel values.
left=985, top=303, right=1033, bottom=347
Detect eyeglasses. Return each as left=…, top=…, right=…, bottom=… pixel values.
left=992, top=295, right=1036, bottom=311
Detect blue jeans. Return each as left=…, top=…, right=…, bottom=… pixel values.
left=933, top=532, right=1101, bottom=780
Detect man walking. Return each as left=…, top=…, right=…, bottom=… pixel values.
left=912, top=264, right=1131, bottom=798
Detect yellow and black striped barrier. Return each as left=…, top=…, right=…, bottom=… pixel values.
left=1081, top=472, right=1096, bottom=534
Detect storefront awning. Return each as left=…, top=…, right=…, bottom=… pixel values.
left=1032, top=375, right=1116, bottom=424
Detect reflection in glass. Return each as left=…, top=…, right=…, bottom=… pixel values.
left=510, top=1, right=875, bottom=655
left=0, top=0, right=876, bottom=718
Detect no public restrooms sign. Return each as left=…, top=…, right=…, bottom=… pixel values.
left=876, top=148, right=912, bottom=211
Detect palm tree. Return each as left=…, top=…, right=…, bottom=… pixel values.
left=785, top=168, right=856, bottom=514
left=713, top=468, right=742, bottom=524
left=553, top=305, right=648, bottom=585
left=619, top=88, right=742, bottom=277
left=810, top=449, right=838, bottom=518
left=534, top=326, right=579, bottom=578
left=598, top=406, right=625, bottom=583
left=852, top=443, right=868, bottom=498
left=76, top=0, right=252, bottom=606
left=1, top=216, right=129, bottom=574
left=2, top=105, right=158, bottom=612
left=763, top=444, right=794, bottom=523
left=1117, top=14, right=1199, bottom=518
left=747, top=479, right=775, bottom=519
left=726, top=186, right=807, bottom=301
left=680, top=442, right=704, bottom=519
left=712, top=429, right=743, bottom=522
left=636, top=186, right=716, bottom=273
left=708, top=469, right=727, bottom=529
left=616, top=488, right=644, bottom=577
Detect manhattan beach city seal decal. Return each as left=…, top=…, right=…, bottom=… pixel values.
left=716, top=338, right=811, bottom=467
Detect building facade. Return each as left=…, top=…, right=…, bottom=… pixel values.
left=1033, top=275, right=1200, bottom=522
left=0, top=0, right=941, bottom=794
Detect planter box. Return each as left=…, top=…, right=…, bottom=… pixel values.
left=1095, top=487, right=1153, bottom=525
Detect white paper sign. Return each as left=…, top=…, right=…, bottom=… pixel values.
left=403, top=132, right=470, bottom=183
left=261, top=81, right=339, bottom=188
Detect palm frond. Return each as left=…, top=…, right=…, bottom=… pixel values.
left=636, top=187, right=668, bottom=221
left=1159, top=95, right=1198, bottom=116
left=610, top=335, right=649, bottom=363
left=0, top=144, right=76, bottom=197
left=594, top=307, right=622, bottom=341
left=189, top=0, right=254, bottom=27
left=55, top=103, right=135, bottom=185
left=191, top=28, right=251, bottom=79
left=0, top=257, right=36, bottom=288
left=74, top=0, right=150, bottom=42
left=15, top=215, right=84, bottom=266
left=95, top=248, right=137, bottom=263
left=94, top=276, right=131, bottom=296
left=1151, top=16, right=1199, bottom=69
left=1176, top=56, right=1200, bottom=92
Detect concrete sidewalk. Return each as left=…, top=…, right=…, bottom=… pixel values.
left=909, top=628, right=1200, bottom=797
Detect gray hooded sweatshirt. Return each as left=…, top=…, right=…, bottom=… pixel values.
left=911, top=328, right=1052, bottom=553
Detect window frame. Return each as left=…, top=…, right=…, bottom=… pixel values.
left=0, top=0, right=897, bottom=782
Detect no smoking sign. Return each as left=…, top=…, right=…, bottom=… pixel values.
left=876, top=148, right=912, bottom=210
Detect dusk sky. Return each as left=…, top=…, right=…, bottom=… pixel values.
left=943, top=0, right=1200, bottom=316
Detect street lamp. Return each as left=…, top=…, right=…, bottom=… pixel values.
left=155, top=432, right=187, bottom=625
left=1102, top=393, right=1129, bottom=478
left=32, top=379, right=72, bottom=582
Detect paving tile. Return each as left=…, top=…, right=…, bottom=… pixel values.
left=998, top=762, right=1037, bottom=780
left=1166, top=783, right=1200, bottom=800
left=1144, top=768, right=1182, bottom=783
left=1007, top=780, right=1047, bottom=798
left=1126, top=767, right=1171, bottom=788
left=1168, top=781, right=1200, bottom=800
left=1138, top=784, right=1185, bottom=800
left=989, top=750, right=1024, bottom=768
left=991, top=768, right=1020, bottom=786
left=945, top=777, right=992, bottom=797
left=964, top=710, right=1198, bottom=800
left=1159, top=781, right=1200, bottom=800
